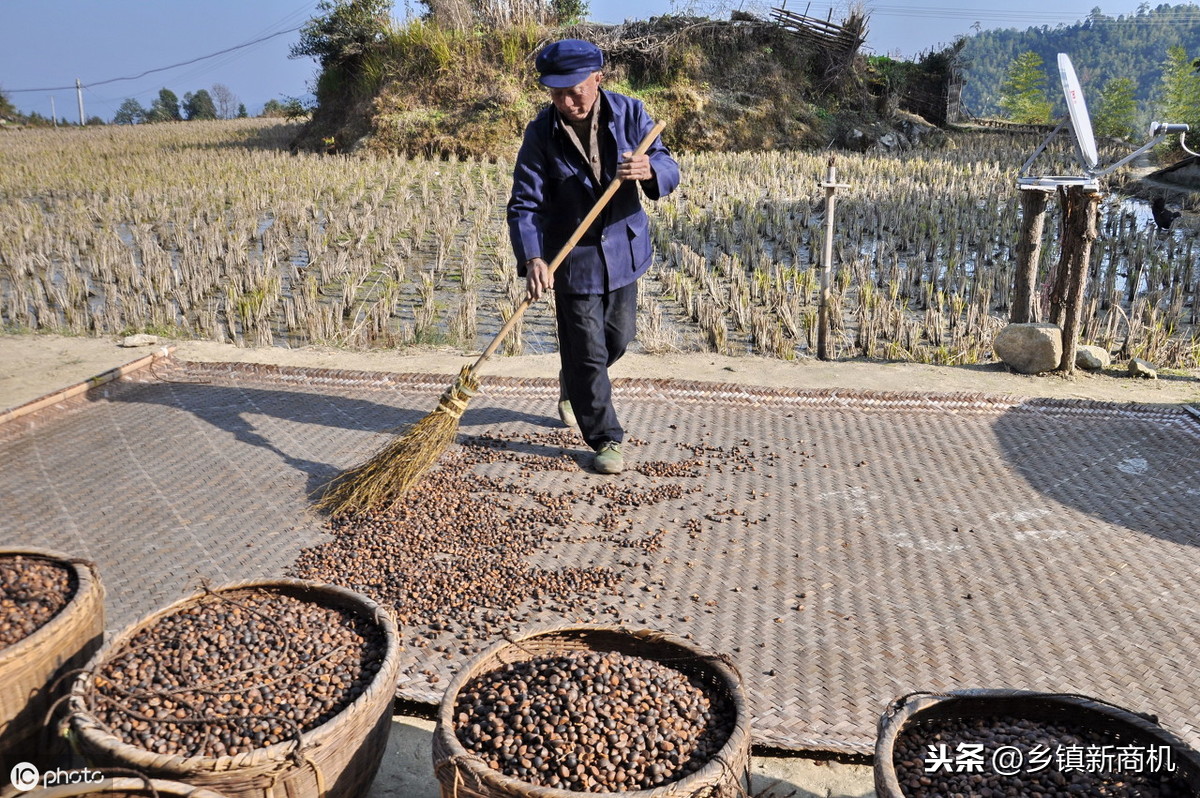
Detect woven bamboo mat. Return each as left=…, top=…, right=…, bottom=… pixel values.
left=2, top=356, right=1198, bottom=755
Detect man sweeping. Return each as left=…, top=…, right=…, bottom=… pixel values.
left=508, top=39, right=680, bottom=475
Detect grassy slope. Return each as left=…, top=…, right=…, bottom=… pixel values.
left=294, top=16, right=886, bottom=159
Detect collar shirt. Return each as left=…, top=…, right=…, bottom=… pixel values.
left=560, top=105, right=603, bottom=187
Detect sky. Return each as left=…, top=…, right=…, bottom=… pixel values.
left=0, top=1, right=1163, bottom=123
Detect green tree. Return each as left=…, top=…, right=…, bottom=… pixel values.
left=959, top=5, right=1200, bottom=118
left=146, top=88, right=182, bottom=122
left=0, top=87, right=16, bottom=120
left=998, top=51, right=1053, bottom=124
left=286, top=98, right=311, bottom=119
left=113, top=98, right=146, bottom=125
left=551, top=0, right=588, bottom=24
left=183, top=89, right=218, bottom=120
left=261, top=96, right=312, bottom=119
left=236, top=103, right=249, bottom=118
left=1159, top=45, right=1200, bottom=149
left=290, top=0, right=393, bottom=68
left=1093, top=76, right=1138, bottom=140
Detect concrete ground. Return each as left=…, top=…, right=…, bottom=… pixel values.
left=371, top=716, right=876, bottom=798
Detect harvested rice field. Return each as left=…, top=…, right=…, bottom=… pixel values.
left=2, top=117, right=1196, bottom=367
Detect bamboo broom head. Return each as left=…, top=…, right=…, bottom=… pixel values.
left=315, top=365, right=480, bottom=517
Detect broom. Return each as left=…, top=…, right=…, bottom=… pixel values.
left=316, top=120, right=667, bottom=517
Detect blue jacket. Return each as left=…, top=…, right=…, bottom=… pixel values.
left=507, top=90, right=680, bottom=295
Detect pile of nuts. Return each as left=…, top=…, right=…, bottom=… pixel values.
left=292, top=434, right=632, bottom=644
left=293, top=429, right=777, bottom=693
left=89, top=588, right=385, bottom=758
left=293, top=432, right=760, bottom=646
left=453, top=649, right=734, bottom=792
left=894, top=714, right=1194, bottom=797
left=0, top=555, right=76, bottom=648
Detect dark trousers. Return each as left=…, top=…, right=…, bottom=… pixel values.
left=555, top=281, right=638, bottom=450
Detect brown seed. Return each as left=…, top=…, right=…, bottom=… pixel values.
left=453, top=649, right=734, bottom=792
left=91, top=589, right=385, bottom=759
left=0, top=555, right=76, bottom=648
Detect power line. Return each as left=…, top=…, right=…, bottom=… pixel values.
left=80, top=3, right=319, bottom=106
left=7, top=26, right=302, bottom=94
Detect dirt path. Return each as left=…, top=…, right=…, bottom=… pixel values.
left=3, top=333, right=1199, bottom=413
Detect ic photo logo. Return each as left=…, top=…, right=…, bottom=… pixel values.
left=9, top=762, right=105, bottom=792
left=10, top=762, right=39, bottom=792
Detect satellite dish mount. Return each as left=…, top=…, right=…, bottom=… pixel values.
left=1017, top=53, right=1190, bottom=191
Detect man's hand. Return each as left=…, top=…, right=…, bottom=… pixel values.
left=616, top=151, right=653, bottom=182
left=526, top=257, right=551, bottom=302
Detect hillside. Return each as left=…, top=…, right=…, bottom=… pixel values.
left=292, top=13, right=949, bottom=159
left=959, top=3, right=1200, bottom=118
left=290, top=4, right=1200, bottom=160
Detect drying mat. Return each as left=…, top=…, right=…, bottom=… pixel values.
left=2, top=356, right=1199, bottom=756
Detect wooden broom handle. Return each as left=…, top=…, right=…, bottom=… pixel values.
left=470, top=120, right=668, bottom=374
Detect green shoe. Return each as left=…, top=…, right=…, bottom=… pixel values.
left=557, top=371, right=576, bottom=428
left=558, top=398, right=577, bottom=429
left=593, top=441, right=624, bottom=474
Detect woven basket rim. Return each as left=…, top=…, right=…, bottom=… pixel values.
left=874, top=688, right=1200, bottom=797
left=67, top=577, right=400, bottom=776
left=0, top=547, right=103, bottom=669
left=433, top=623, right=751, bottom=798
left=25, top=776, right=230, bottom=798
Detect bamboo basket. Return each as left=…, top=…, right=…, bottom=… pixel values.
left=24, top=776, right=229, bottom=797
left=432, top=625, right=751, bottom=798
left=874, top=688, right=1200, bottom=797
left=66, top=579, right=401, bottom=798
left=0, top=548, right=105, bottom=768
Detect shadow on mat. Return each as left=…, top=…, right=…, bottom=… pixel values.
left=93, top=379, right=558, bottom=503
left=992, top=398, right=1200, bottom=547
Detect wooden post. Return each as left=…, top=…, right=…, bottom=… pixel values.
left=1047, top=188, right=1071, bottom=329
left=817, top=157, right=849, bottom=361
left=1011, top=188, right=1051, bottom=323
left=1056, top=185, right=1101, bottom=374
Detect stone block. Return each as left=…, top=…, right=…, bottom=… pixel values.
left=1076, top=344, right=1111, bottom=371
left=1128, top=358, right=1158, bottom=379
left=994, top=323, right=1062, bottom=374
left=120, top=334, right=160, bottom=348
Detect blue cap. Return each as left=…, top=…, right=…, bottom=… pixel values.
left=535, top=39, right=604, bottom=88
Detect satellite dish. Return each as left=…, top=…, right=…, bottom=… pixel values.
left=1018, top=54, right=1188, bottom=191
left=1058, top=53, right=1100, bottom=171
